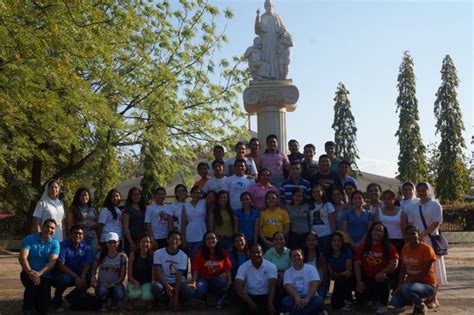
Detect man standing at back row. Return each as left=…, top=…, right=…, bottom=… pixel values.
left=311, top=154, right=343, bottom=192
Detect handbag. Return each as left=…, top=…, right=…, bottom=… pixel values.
left=419, top=206, right=448, bottom=256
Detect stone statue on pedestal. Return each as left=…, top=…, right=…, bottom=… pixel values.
left=243, top=0, right=299, bottom=154
left=245, top=0, right=292, bottom=80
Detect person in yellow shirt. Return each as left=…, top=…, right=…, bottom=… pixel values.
left=259, top=191, right=290, bottom=250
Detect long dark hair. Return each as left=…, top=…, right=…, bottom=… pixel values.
left=174, top=184, right=188, bottom=201
left=290, top=187, right=306, bottom=206
left=231, top=233, right=249, bottom=265
left=103, top=188, right=121, bottom=220
left=202, top=231, right=226, bottom=260
left=303, top=232, right=321, bottom=263
left=71, top=187, right=92, bottom=222
left=328, top=231, right=351, bottom=257
left=213, top=190, right=235, bottom=228
left=98, top=240, right=121, bottom=264
left=134, top=232, right=154, bottom=257
left=125, top=187, right=146, bottom=212
left=363, top=222, right=390, bottom=259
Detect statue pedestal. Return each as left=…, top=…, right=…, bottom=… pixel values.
left=243, top=80, right=299, bottom=154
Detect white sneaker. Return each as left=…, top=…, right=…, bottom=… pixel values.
left=216, top=296, right=225, bottom=309
left=376, top=305, right=387, bottom=314
left=342, top=301, right=354, bottom=311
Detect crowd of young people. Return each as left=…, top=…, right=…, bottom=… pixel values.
left=19, top=136, right=446, bottom=315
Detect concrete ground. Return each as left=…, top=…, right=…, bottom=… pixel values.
left=0, top=244, right=473, bottom=315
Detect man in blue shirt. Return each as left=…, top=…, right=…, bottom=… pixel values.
left=339, top=160, right=358, bottom=188
left=53, top=224, right=92, bottom=311
left=19, top=218, right=60, bottom=315
left=281, top=161, right=311, bottom=205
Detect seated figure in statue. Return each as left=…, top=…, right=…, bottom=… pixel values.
left=245, top=37, right=267, bottom=80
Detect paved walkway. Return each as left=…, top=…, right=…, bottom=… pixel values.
left=0, top=244, right=473, bottom=314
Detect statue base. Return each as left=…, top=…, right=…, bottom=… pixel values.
left=243, top=79, right=299, bottom=154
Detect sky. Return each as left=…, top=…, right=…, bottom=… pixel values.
left=209, top=0, right=473, bottom=178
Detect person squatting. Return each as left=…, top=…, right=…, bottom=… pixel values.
left=20, top=137, right=446, bottom=315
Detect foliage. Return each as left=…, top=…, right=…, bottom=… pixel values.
left=395, top=51, right=428, bottom=183
left=425, top=142, right=440, bottom=186
left=331, top=82, right=359, bottom=173
left=433, top=55, right=469, bottom=201
left=0, top=1, right=247, bottom=217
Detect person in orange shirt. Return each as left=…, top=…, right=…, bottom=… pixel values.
left=391, top=224, right=436, bottom=314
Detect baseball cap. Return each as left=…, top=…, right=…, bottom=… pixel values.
left=105, top=232, right=119, bottom=242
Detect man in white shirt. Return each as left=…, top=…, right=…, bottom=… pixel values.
left=224, top=159, right=255, bottom=210
left=235, top=244, right=277, bottom=315
left=224, top=142, right=258, bottom=179
left=151, top=231, right=194, bottom=312
left=203, top=160, right=227, bottom=193
left=282, top=248, right=325, bottom=315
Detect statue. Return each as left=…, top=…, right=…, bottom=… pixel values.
left=244, top=37, right=267, bottom=80
left=249, top=0, right=292, bottom=80
left=277, top=30, right=292, bottom=80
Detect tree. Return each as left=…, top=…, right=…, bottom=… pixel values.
left=433, top=55, right=469, bottom=201
left=331, top=82, right=359, bottom=172
left=395, top=51, right=428, bottom=183
left=0, top=1, right=247, bottom=221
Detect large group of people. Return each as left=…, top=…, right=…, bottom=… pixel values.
left=20, top=135, right=447, bottom=315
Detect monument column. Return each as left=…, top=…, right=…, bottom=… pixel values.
left=243, top=80, right=298, bottom=153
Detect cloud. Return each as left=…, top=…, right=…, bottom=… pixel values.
left=358, top=157, right=398, bottom=178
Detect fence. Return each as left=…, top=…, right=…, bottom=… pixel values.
left=0, top=216, right=25, bottom=239
left=441, top=207, right=474, bottom=232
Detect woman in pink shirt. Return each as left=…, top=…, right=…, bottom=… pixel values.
left=247, top=168, right=278, bottom=210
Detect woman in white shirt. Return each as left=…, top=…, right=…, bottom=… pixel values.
left=145, top=187, right=170, bottom=249
left=407, top=182, right=447, bottom=309
left=32, top=179, right=65, bottom=242
left=182, top=185, right=207, bottom=260
left=97, top=189, right=123, bottom=246
left=399, top=182, right=418, bottom=230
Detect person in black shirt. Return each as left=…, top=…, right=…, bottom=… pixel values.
left=310, top=154, right=343, bottom=193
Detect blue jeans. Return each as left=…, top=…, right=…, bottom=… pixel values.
left=318, top=282, right=329, bottom=300
left=151, top=282, right=195, bottom=305
left=391, top=282, right=436, bottom=307
left=95, top=283, right=126, bottom=303
left=84, top=236, right=97, bottom=259
left=195, top=277, right=228, bottom=300
left=53, top=273, right=90, bottom=306
left=187, top=241, right=203, bottom=262
left=281, top=294, right=324, bottom=315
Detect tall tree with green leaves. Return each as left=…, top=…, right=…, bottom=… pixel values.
left=395, top=51, right=428, bottom=183
left=331, top=82, right=359, bottom=172
left=0, top=1, right=246, bottom=221
left=433, top=55, right=469, bottom=201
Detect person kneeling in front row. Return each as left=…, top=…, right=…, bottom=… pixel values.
left=151, top=231, right=194, bottom=311
left=281, top=248, right=326, bottom=315
left=19, top=219, right=60, bottom=315
left=235, top=244, right=277, bottom=315
left=52, top=225, right=92, bottom=312
left=391, top=224, right=437, bottom=315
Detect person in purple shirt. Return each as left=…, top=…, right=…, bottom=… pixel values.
left=53, top=225, right=92, bottom=311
